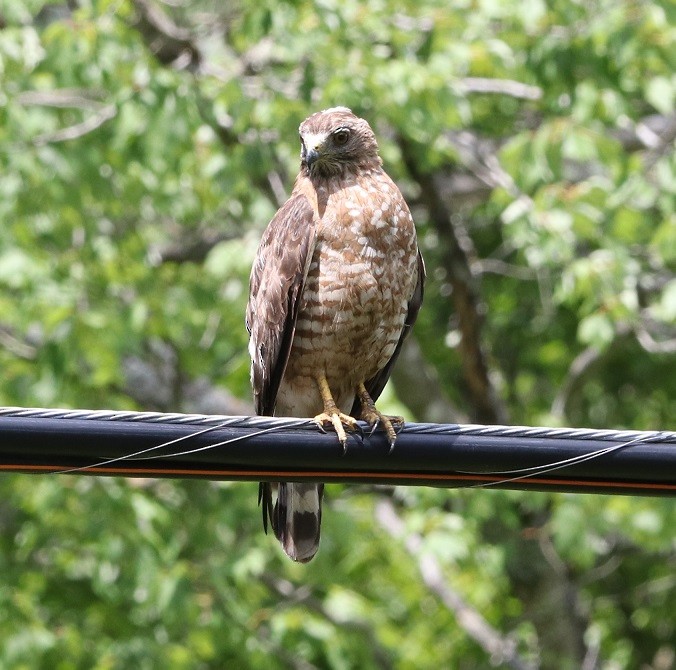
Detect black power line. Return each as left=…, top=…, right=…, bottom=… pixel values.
left=0, top=407, right=674, bottom=496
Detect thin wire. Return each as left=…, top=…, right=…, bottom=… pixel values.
left=52, top=421, right=234, bottom=474
left=467, top=434, right=660, bottom=488
left=53, top=419, right=307, bottom=474
left=130, top=419, right=311, bottom=460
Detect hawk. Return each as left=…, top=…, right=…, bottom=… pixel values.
left=246, top=107, right=425, bottom=562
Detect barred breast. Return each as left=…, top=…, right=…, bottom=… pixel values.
left=277, top=169, right=418, bottom=415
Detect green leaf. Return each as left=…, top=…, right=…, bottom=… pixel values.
left=578, top=312, right=615, bottom=347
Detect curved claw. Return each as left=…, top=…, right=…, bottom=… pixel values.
left=388, top=419, right=406, bottom=454
left=314, top=410, right=359, bottom=455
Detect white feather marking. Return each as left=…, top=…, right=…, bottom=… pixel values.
left=302, top=132, right=328, bottom=152
left=292, top=487, right=320, bottom=513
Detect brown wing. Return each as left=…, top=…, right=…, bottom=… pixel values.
left=246, top=193, right=317, bottom=416
left=351, top=250, right=426, bottom=414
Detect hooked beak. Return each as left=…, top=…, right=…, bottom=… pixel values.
left=301, top=133, right=327, bottom=168
left=305, top=147, right=321, bottom=167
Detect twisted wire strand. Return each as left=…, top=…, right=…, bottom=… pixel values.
left=1, top=406, right=673, bottom=444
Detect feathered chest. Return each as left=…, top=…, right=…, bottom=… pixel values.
left=294, top=174, right=418, bottom=345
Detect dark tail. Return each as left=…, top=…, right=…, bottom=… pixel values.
left=259, top=482, right=324, bottom=562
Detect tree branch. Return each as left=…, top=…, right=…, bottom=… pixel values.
left=550, top=345, right=602, bottom=421
left=634, top=323, right=676, bottom=355
left=375, top=499, right=535, bottom=670
left=31, top=104, right=116, bottom=145
left=473, top=258, right=537, bottom=281
left=130, top=0, right=201, bottom=71
left=122, top=338, right=252, bottom=415
left=390, top=338, right=467, bottom=424
left=455, top=77, right=542, bottom=100
left=0, top=324, right=38, bottom=360
left=432, top=113, right=675, bottom=211
left=151, top=228, right=239, bottom=264
left=642, top=113, right=676, bottom=172
left=399, top=136, right=508, bottom=424
left=129, top=0, right=290, bottom=209
left=262, top=575, right=393, bottom=670
left=17, top=88, right=107, bottom=110
left=552, top=313, right=675, bottom=423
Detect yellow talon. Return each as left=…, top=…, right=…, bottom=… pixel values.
left=314, top=374, right=359, bottom=451
left=313, top=410, right=359, bottom=449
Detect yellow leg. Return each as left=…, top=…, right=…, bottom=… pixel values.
left=357, top=383, right=404, bottom=452
left=313, top=374, right=359, bottom=451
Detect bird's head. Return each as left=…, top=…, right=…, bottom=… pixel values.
left=298, top=107, right=381, bottom=178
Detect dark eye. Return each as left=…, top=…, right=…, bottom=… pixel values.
left=332, top=128, right=350, bottom=146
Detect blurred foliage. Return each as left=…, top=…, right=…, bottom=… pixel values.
left=0, top=0, right=674, bottom=668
